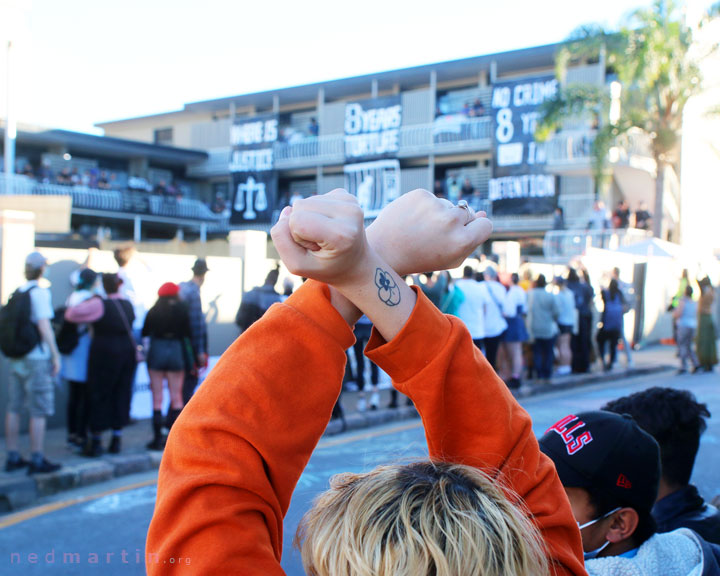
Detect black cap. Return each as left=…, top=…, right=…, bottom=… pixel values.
left=539, top=410, right=660, bottom=514
left=191, top=258, right=209, bottom=275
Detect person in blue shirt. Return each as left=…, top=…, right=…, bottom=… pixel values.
left=596, top=279, right=624, bottom=371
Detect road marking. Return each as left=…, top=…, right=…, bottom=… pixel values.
left=317, top=421, right=423, bottom=449
left=1, top=422, right=424, bottom=529
left=0, top=478, right=157, bottom=530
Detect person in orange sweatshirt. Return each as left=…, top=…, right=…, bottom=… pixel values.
left=146, top=189, right=586, bottom=575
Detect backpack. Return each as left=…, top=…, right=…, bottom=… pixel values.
left=52, top=306, right=81, bottom=355
left=0, top=286, right=41, bottom=358
left=441, top=285, right=465, bottom=317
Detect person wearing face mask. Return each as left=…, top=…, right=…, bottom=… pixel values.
left=539, top=410, right=720, bottom=575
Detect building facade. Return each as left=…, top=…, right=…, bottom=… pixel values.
left=2, top=42, right=672, bottom=257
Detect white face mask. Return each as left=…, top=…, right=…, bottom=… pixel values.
left=577, top=507, right=621, bottom=560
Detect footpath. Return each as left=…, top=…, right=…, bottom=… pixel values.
left=0, top=344, right=678, bottom=513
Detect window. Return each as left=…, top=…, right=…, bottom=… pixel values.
left=154, top=128, right=173, bottom=145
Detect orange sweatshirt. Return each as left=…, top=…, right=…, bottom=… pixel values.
left=146, top=280, right=586, bottom=575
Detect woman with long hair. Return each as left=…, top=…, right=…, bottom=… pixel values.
left=596, top=278, right=624, bottom=371
left=142, top=282, right=192, bottom=450
left=146, top=190, right=584, bottom=576
left=501, top=272, right=528, bottom=389
left=696, top=276, right=718, bottom=372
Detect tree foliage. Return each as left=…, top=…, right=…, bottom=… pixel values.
left=538, top=0, right=716, bottom=234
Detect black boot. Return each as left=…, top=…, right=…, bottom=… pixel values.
left=84, top=435, right=103, bottom=458
left=388, top=388, right=398, bottom=409
left=108, top=433, right=122, bottom=454
left=331, top=399, right=347, bottom=433
left=147, top=410, right=166, bottom=451
left=165, top=408, right=183, bottom=432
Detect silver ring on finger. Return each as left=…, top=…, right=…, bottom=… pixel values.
left=457, top=200, right=474, bottom=225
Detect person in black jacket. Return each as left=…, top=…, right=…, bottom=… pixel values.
left=142, top=282, right=192, bottom=450
left=235, top=268, right=282, bottom=333
left=566, top=267, right=595, bottom=374
left=603, top=387, right=720, bottom=545
left=65, top=273, right=137, bottom=457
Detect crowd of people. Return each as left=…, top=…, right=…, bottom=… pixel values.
left=144, top=189, right=720, bottom=575
left=2, top=247, right=210, bottom=472
left=18, top=162, right=188, bottom=200
left=412, top=262, right=717, bottom=388
left=2, top=186, right=719, bottom=573
left=583, top=199, right=654, bottom=232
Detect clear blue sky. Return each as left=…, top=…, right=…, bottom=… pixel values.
left=0, top=0, right=710, bottom=135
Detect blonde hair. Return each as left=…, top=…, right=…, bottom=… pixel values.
left=295, top=461, right=548, bottom=576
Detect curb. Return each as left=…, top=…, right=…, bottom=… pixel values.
left=0, top=452, right=163, bottom=512
left=512, top=364, right=675, bottom=398
left=0, top=363, right=675, bottom=513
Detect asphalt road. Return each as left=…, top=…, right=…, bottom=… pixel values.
left=2, top=368, right=718, bottom=575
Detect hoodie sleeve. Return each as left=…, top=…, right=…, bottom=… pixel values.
left=366, top=287, right=587, bottom=576
left=146, top=280, right=355, bottom=575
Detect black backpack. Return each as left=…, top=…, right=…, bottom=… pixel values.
left=52, top=306, right=81, bottom=355
left=0, top=286, right=41, bottom=358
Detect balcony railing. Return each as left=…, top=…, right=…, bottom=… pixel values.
left=273, top=134, right=345, bottom=168
left=401, top=116, right=492, bottom=156
left=545, top=130, right=596, bottom=165
left=545, top=128, right=655, bottom=168
left=188, top=117, right=494, bottom=174
left=543, top=227, right=651, bottom=262
left=0, top=174, right=228, bottom=229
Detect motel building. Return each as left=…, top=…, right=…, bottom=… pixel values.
left=2, top=42, right=674, bottom=264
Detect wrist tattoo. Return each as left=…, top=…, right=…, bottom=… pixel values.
left=375, top=268, right=401, bottom=307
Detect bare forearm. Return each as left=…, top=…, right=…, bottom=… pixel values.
left=37, top=318, right=59, bottom=359
left=332, top=247, right=416, bottom=343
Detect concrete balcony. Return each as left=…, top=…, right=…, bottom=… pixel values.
left=545, top=128, right=656, bottom=176
left=273, top=134, right=345, bottom=169
left=0, top=175, right=228, bottom=239
left=400, top=116, right=492, bottom=158
left=189, top=117, right=494, bottom=174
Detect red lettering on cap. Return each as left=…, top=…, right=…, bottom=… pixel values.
left=547, top=415, right=594, bottom=455
left=617, top=474, right=632, bottom=489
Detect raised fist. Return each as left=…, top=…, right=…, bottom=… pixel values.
left=366, top=189, right=492, bottom=276
left=271, top=190, right=369, bottom=286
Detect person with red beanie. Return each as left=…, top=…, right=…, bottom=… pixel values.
left=142, top=282, right=192, bottom=450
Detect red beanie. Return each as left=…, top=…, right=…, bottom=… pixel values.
left=158, top=282, right=180, bottom=297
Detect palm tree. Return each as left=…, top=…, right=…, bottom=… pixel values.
left=538, top=1, right=716, bottom=237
